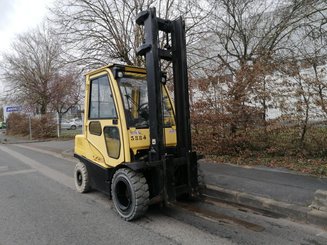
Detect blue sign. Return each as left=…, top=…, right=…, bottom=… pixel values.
left=6, top=106, right=22, bottom=112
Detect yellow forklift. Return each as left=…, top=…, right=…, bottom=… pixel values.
left=74, top=8, right=198, bottom=221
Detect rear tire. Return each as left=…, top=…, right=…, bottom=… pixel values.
left=111, top=168, right=149, bottom=221
left=74, top=162, right=91, bottom=193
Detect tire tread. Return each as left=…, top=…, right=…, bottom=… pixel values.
left=111, top=168, right=149, bottom=221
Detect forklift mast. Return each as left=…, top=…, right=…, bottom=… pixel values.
left=136, top=8, right=197, bottom=201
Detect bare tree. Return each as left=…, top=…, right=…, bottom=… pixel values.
left=0, top=23, right=84, bottom=124
left=48, top=69, right=82, bottom=132
left=277, top=59, right=314, bottom=148
left=192, top=0, right=327, bottom=133
left=49, top=0, right=208, bottom=68
left=1, top=25, right=62, bottom=114
left=273, top=10, right=327, bottom=147
left=300, top=27, right=327, bottom=118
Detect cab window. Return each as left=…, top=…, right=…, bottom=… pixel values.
left=89, top=75, right=117, bottom=119
left=118, top=75, right=175, bottom=128
left=104, top=127, right=120, bottom=159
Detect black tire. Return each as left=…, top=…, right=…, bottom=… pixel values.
left=111, top=168, right=149, bottom=221
left=74, top=162, right=91, bottom=193
left=70, top=125, right=77, bottom=130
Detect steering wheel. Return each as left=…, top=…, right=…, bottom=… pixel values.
left=137, top=103, right=149, bottom=121
left=138, top=103, right=148, bottom=112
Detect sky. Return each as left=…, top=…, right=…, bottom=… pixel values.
left=0, top=0, right=54, bottom=52
left=0, top=0, right=54, bottom=94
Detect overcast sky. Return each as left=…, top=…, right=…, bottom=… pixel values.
left=0, top=0, right=54, bottom=53
left=0, top=0, right=54, bottom=94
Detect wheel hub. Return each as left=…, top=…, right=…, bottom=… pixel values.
left=115, top=178, right=132, bottom=212
left=76, top=171, right=83, bottom=186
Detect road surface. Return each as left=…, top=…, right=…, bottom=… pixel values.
left=0, top=143, right=326, bottom=245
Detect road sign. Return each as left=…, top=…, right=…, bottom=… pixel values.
left=6, top=106, right=22, bottom=113
left=3, top=105, right=22, bottom=121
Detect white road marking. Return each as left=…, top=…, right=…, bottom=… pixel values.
left=0, top=145, right=74, bottom=190
left=0, top=144, right=112, bottom=207
left=316, top=231, right=327, bottom=238
left=14, top=144, right=76, bottom=163
left=0, top=166, right=9, bottom=172
left=0, top=169, right=37, bottom=177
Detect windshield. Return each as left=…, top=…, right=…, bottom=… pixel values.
left=118, top=75, right=175, bottom=128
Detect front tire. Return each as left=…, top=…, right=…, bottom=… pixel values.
left=74, top=162, right=91, bottom=193
left=111, top=168, right=149, bottom=221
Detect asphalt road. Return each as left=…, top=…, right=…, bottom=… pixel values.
left=0, top=143, right=326, bottom=245
left=201, top=162, right=327, bottom=206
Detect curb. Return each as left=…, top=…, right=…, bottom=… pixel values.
left=199, top=160, right=327, bottom=180
left=310, top=190, right=327, bottom=212
left=203, top=184, right=327, bottom=230
left=0, top=138, right=53, bottom=145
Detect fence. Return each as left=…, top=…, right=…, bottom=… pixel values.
left=6, top=112, right=82, bottom=139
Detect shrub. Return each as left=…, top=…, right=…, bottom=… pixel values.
left=6, top=113, right=56, bottom=138
left=191, top=106, right=327, bottom=158
left=6, top=113, right=29, bottom=136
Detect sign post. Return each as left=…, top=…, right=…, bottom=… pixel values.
left=29, top=116, right=32, bottom=140
left=56, top=112, right=60, bottom=138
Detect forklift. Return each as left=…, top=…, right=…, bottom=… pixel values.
left=74, top=8, right=198, bottom=221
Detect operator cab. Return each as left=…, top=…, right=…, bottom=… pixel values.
left=75, top=64, right=176, bottom=168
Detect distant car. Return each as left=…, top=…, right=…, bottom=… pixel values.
left=70, top=118, right=83, bottom=127
left=61, top=118, right=83, bottom=130
left=0, top=122, right=6, bottom=129
left=61, top=120, right=78, bottom=130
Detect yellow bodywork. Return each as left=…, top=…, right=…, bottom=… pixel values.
left=74, top=64, right=176, bottom=169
